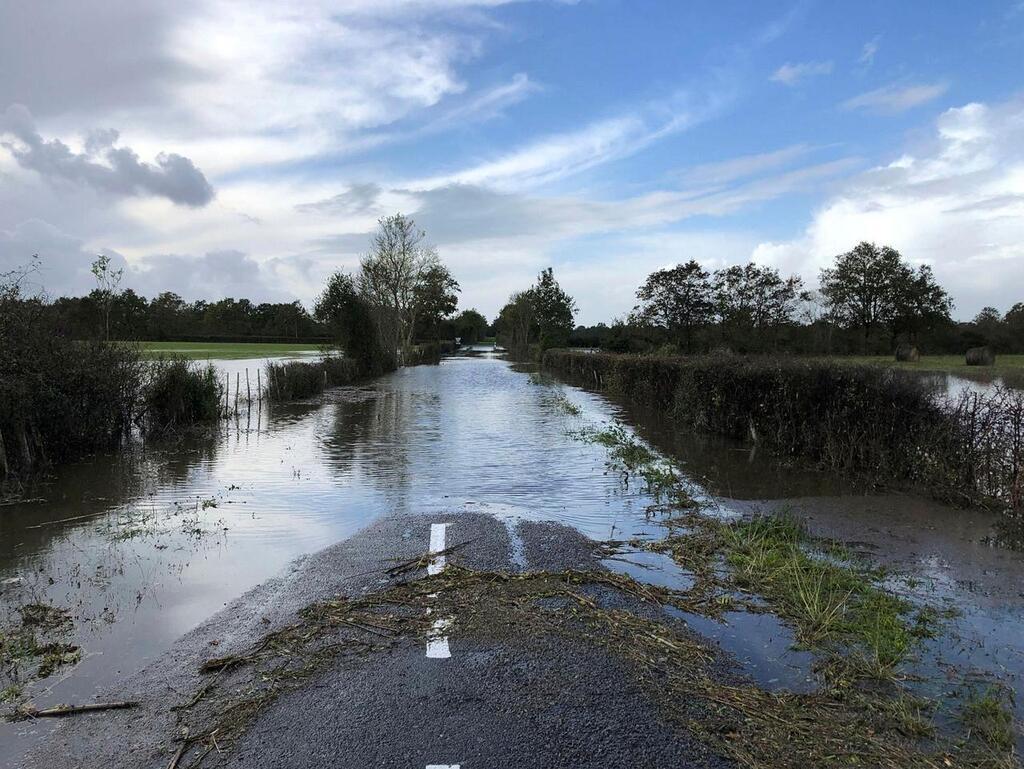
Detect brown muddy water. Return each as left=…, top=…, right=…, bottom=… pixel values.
left=1, top=351, right=1022, bottom=764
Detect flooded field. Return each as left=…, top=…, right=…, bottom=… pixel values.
left=2, top=350, right=1022, bottom=764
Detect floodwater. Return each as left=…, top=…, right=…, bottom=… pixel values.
left=1, top=350, right=1022, bottom=763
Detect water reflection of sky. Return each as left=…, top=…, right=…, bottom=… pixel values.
left=2, top=352, right=1023, bottom=762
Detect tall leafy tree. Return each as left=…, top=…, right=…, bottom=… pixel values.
left=888, top=264, right=952, bottom=345
left=412, top=263, right=460, bottom=341
left=451, top=309, right=489, bottom=344
left=90, top=254, right=123, bottom=341
left=632, top=260, right=714, bottom=353
left=495, top=290, right=536, bottom=359
left=713, top=263, right=802, bottom=350
left=820, top=242, right=907, bottom=352
left=531, top=267, right=577, bottom=349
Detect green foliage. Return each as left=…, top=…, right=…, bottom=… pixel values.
left=724, top=515, right=912, bottom=671
left=450, top=308, right=489, bottom=344
left=265, top=357, right=360, bottom=402
left=314, top=272, right=394, bottom=376
left=632, top=260, right=715, bottom=353
left=1, top=263, right=144, bottom=478
left=495, top=267, right=577, bottom=358
left=961, top=687, right=1016, bottom=754
left=142, top=357, right=223, bottom=432
left=412, top=263, right=460, bottom=341
left=545, top=350, right=1024, bottom=516
left=820, top=241, right=952, bottom=352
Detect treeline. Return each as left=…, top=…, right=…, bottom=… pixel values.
left=568, top=242, right=1023, bottom=356
left=34, top=253, right=491, bottom=347
left=46, top=291, right=329, bottom=342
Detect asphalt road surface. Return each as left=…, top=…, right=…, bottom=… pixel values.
left=20, top=512, right=735, bottom=769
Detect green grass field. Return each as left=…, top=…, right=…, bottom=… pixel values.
left=831, top=354, right=1024, bottom=380
left=138, top=341, right=333, bottom=360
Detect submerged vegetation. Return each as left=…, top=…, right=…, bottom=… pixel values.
left=0, top=603, right=80, bottom=706
left=265, top=356, right=361, bottom=402
left=142, top=357, right=223, bottom=432
left=166, top=555, right=1014, bottom=769
left=570, top=418, right=1019, bottom=765
left=546, top=350, right=1024, bottom=517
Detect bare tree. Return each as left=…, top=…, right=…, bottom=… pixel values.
left=357, top=213, right=445, bottom=361
left=91, top=254, right=124, bottom=342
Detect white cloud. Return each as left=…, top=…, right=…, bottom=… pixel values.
left=770, top=61, right=833, bottom=86
left=858, top=37, right=881, bottom=68
left=682, top=145, right=815, bottom=186
left=842, top=82, right=949, bottom=114
left=406, top=83, right=733, bottom=191
left=751, top=99, right=1024, bottom=318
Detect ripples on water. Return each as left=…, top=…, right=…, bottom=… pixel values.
left=1, top=351, right=1023, bottom=761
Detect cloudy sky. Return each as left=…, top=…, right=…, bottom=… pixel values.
left=1, top=1, right=1023, bottom=323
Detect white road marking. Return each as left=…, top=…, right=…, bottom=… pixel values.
left=428, top=522, right=449, bottom=575
left=426, top=523, right=452, bottom=657
left=426, top=619, right=451, bottom=659
left=426, top=765, right=460, bottom=768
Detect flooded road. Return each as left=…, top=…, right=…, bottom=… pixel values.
left=2, top=350, right=1023, bottom=763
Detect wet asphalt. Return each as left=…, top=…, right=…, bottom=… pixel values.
left=19, top=512, right=733, bottom=769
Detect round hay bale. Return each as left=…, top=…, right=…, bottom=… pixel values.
left=965, top=346, right=995, bottom=366
left=895, top=344, right=920, bottom=362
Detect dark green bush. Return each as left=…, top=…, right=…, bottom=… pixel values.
left=543, top=350, right=1024, bottom=513
left=1, top=277, right=143, bottom=478
left=142, top=357, right=223, bottom=432
left=265, top=356, right=360, bottom=402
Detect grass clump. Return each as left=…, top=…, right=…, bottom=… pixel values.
left=265, top=356, right=359, bottom=401
left=961, top=687, right=1017, bottom=757
left=577, top=423, right=697, bottom=505
left=723, top=514, right=914, bottom=674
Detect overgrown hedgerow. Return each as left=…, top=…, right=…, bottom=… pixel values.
left=544, top=350, right=1024, bottom=515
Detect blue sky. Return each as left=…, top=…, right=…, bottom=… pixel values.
left=1, top=1, right=1023, bottom=323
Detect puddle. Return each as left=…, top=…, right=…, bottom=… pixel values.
left=666, top=606, right=818, bottom=693
left=600, top=549, right=696, bottom=592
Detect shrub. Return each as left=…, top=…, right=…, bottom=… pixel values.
left=142, top=357, right=223, bottom=432
left=1, top=275, right=143, bottom=479
left=543, top=349, right=1024, bottom=514
left=265, top=356, right=359, bottom=402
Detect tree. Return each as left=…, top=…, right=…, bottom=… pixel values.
left=970, top=306, right=1005, bottom=349
left=147, top=292, right=187, bottom=339
left=820, top=242, right=908, bottom=353
left=495, top=291, right=535, bottom=358
left=531, top=267, right=577, bottom=349
left=412, top=263, right=460, bottom=341
left=888, top=264, right=953, bottom=345
left=451, top=309, right=489, bottom=344
left=357, top=213, right=453, bottom=360
left=632, top=260, right=714, bottom=353
left=1005, top=303, right=1024, bottom=353
left=315, top=272, right=391, bottom=374
left=91, top=254, right=123, bottom=341
left=712, top=263, right=802, bottom=351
